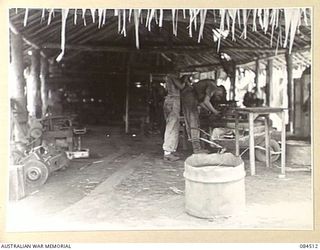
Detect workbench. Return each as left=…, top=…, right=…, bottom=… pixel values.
left=233, top=107, right=286, bottom=176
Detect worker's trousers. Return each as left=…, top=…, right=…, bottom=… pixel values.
left=162, top=96, right=180, bottom=153
left=182, top=103, right=201, bottom=153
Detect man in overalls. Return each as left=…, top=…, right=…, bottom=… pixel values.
left=181, top=76, right=220, bottom=154
left=162, top=73, right=184, bottom=161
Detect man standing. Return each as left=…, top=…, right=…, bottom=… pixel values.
left=181, top=76, right=220, bottom=154
left=162, top=73, right=184, bottom=161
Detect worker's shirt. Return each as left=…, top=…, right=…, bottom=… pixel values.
left=165, top=76, right=180, bottom=97
left=192, top=80, right=217, bottom=103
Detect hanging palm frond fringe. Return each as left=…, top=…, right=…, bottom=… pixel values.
left=20, top=8, right=310, bottom=62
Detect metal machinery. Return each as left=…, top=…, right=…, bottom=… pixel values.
left=199, top=101, right=281, bottom=163
left=66, top=128, right=89, bottom=160
left=10, top=111, right=73, bottom=192
left=11, top=113, right=90, bottom=193
left=18, top=145, right=69, bottom=188
left=41, top=115, right=74, bottom=151
left=10, top=101, right=89, bottom=197
left=41, top=115, right=90, bottom=160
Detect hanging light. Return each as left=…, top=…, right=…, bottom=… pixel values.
left=221, top=52, right=232, bottom=61
left=135, top=82, right=142, bottom=88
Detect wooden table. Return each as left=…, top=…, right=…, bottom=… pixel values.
left=234, top=107, right=286, bottom=176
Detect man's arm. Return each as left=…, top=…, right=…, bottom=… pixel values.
left=201, top=95, right=220, bottom=115
left=198, top=81, right=220, bottom=114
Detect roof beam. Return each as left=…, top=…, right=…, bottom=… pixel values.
left=178, top=63, right=222, bottom=72
left=9, top=21, right=47, bottom=58
left=42, top=43, right=292, bottom=54
left=236, top=45, right=311, bottom=67
left=43, top=43, right=217, bottom=54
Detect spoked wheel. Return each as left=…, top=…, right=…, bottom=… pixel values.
left=24, top=160, right=49, bottom=188
left=255, top=139, right=281, bottom=163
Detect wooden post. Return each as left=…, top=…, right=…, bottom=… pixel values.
left=10, top=32, right=25, bottom=100
left=266, top=59, right=273, bottom=106
left=285, top=52, right=294, bottom=133
left=125, top=54, right=132, bottom=134
left=249, top=113, right=255, bottom=175
left=265, top=115, right=270, bottom=168
left=235, top=112, right=240, bottom=156
left=26, top=49, right=41, bottom=118
left=10, top=31, right=28, bottom=142
left=280, top=110, right=286, bottom=176
left=229, top=65, right=236, bottom=100
left=254, top=59, right=260, bottom=96
left=40, top=56, right=49, bottom=117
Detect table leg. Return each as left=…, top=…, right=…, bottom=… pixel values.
left=281, top=111, right=286, bottom=176
left=249, top=113, right=255, bottom=175
left=235, top=112, right=240, bottom=156
left=265, top=115, right=270, bottom=168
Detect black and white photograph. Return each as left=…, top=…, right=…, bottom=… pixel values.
left=6, top=7, right=313, bottom=233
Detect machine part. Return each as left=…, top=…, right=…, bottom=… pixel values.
left=42, top=129, right=74, bottom=151
left=73, top=127, right=87, bottom=151
left=46, top=152, right=70, bottom=172
left=73, top=128, right=87, bottom=134
left=255, top=139, right=281, bottom=163
left=66, top=149, right=90, bottom=160
left=10, top=150, right=24, bottom=165
left=23, top=159, right=49, bottom=188
left=29, top=127, right=42, bottom=139
left=28, top=118, right=43, bottom=139
left=59, top=152, right=70, bottom=169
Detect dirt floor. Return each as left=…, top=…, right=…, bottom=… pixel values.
left=6, top=126, right=313, bottom=231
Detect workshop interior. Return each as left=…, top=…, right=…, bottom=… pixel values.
left=7, top=8, right=312, bottom=231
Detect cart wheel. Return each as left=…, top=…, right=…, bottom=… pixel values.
left=255, top=139, right=281, bottom=163
left=24, top=159, right=49, bottom=188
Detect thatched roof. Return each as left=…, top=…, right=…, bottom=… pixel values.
left=9, top=8, right=311, bottom=74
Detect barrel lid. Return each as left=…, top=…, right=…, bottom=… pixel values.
left=185, top=152, right=243, bottom=168
left=184, top=153, right=245, bottom=183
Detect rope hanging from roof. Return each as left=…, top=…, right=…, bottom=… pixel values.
left=20, top=8, right=310, bottom=62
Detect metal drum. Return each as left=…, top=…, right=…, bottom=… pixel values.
left=286, top=140, right=311, bottom=167
left=184, top=153, right=246, bottom=218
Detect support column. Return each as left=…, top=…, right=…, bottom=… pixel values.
left=254, top=59, right=260, bottom=96
left=10, top=31, right=28, bottom=142
left=235, top=112, right=240, bottom=156
left=40, top=56, right=49, bottom=117
left=229, top=64, right=236, bottom=100
left=266, top=59, right=273, bottom=106
left=285, top=52, right=294, bottom=133
left=249, top=113, right=256, bottom=176
left=26, top=49, right=41, bottom=118
left=10, top=32, right=25, bottom=100
left=280, top=110, right=286, bottom=176
left=125, top=54, right=132, bottom=134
